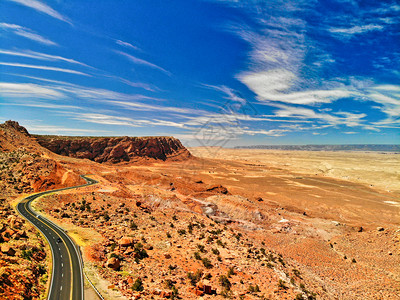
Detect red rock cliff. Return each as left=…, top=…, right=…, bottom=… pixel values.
left=34, top=135, right=192, bottom=163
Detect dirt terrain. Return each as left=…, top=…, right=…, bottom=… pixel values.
left=1, top=121, right=399, bottom=299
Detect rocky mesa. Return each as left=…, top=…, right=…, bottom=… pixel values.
left=35, top=135, right=191, bottom=163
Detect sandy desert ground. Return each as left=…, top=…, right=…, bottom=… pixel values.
left=2, top=122, right=399, bottom=299
left=34, top=147, right=399, bottom=299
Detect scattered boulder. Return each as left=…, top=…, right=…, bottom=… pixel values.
left=118, top=236, right=135, bottom=247
left=106, top=257, right=121, bottom=270
left=160, top=291, right=172, bottom=298
left=255, top=197, right=263, bottom=202
left=357, top=226, right=364, bottom=232
left=206, top=185, right=229, bottom=194
left=1, top=245, right=16, bottom=256
left=377, top=227, right=384, bottom=232
left=196, top=282, right=214, bottom=295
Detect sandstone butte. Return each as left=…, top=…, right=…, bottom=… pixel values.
left=34, top=134, right=191, bottom=163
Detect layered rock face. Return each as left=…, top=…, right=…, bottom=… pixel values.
left=35, top=135, right=191, bottom=163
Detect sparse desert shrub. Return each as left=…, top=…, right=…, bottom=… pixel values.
left=278, top=256, right=285, bottom=266
left=110, top=242, right=116, bottom=251
left=202, top=257, right=213, bottom=269
left=171, top=285, right=179, bottom=299
left=278, top=279, right=287, bottom=289
left=187, top=269, right=203, bottom=286
left=102, top=212, right=110, bottom=221
left=130, top=221, right=138, bottom=230
left=248, top=284, right=260, bottom=293
left=134, top=243, right=148, bottom=260
left=178, top=229, right=186, bottom=235
left=211, top=248, right=220, bottom=255
left=21, top=249, right=33, bottom=260
left=295, top=294, right=304, bottom=300
left=197, top=244, right=206, bottom=253
left=172, top=215, right=178, bottom=221
left=164, top=279, right=174, bottom=289
left=194, top=252, right=202, bottom=260
left=293, top=268, right=301, bottom=277
left=219, top=275, right=231, bottom=290
left=227, top=266, right=236, bottom=277
left=209, top=229, right=223, bottom=235
left=166, top=232, right=171, bottom=238
left=131, top=278, right=144, bottom=291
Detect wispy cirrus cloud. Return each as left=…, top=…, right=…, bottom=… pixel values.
left=328, top=24, right=384, bottom=37
left=0, top=62, right=90, bottom=76
left=115, top=50, right=171, bottom=76
left=271, top=103, right=369, bottom=129
left=67, top=112, right=187, bottom=129
left=367, top=84, right=400, bottom=126
left=8, top=0, right=72, bottom=25
left=0, top=49, right=90, bottom=67
left=238, top=69, right=353, bottom=105
left=25, top=124, right=109, bottom=134
left=0, top=82, right=64, bottom=98
left=116, top=40, right=140, bottom=51
left=0, top=23, right=58, bottom=46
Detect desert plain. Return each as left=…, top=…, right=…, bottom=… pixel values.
left=1, top=121, right=399, bottom=299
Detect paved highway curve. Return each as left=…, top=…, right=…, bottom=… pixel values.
left=17, top=175, right=98, bottom=300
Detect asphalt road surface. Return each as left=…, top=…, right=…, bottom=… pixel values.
left=17, top=175, right=98, bottom=300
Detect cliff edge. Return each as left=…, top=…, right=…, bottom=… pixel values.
left=34, top=135, right=191, bottom=163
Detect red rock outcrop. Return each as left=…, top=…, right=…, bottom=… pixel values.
left=34, top=135, right=192, bottom=163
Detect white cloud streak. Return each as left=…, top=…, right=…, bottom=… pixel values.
left=0, top=82, right=64, bottom=98
left=0, top=62, right=90, bottom=76
left=0, top=22, right=57, bottom=46
left=115, top=50, right=171, bottom=76
left=8, top=0, right=72, bottom=25
left=328, top=24, right=384, bottom=36
left=116, top=40, right=140, bottom=51
left=0, top=49, right=89, bottom=67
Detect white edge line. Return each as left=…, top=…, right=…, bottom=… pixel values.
left=19, top=175, right=99, bottom=300
left=17, top=202, right=56, bottom=300
left=29, top=176, right=104, bottom=300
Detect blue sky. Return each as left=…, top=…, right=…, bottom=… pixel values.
left=0, top=0, right=399, bottom=146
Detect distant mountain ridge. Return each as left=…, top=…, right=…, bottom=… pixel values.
left=234, top=144, right=400, bottom=152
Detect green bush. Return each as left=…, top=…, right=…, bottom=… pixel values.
left=194, top=252, right=202, bottom=260
left=202, top=257, right=213, bottom=269
left=131, top=278, right=144, bottom=291
left=248, top=284, right=260, bottom=293
left=219, top=275, right=231, bottom=290
left=187, top=270, right=203, bottom=286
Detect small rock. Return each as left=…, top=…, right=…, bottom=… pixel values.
left=1, top=245, right=16, bottom=256
left=377, top=227, right=384, bottom=231
left=357, top=226, right=363, bottom=232
left=106, top=257, right=120, bottom=270
left=118, top=236, right=135, bottom=247
left=164, top=253, right=171, bottom=259
left=388, top=251, right=392, bottom=255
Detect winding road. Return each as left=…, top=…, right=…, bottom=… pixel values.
left=17, top=175, right=98, bottom=300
